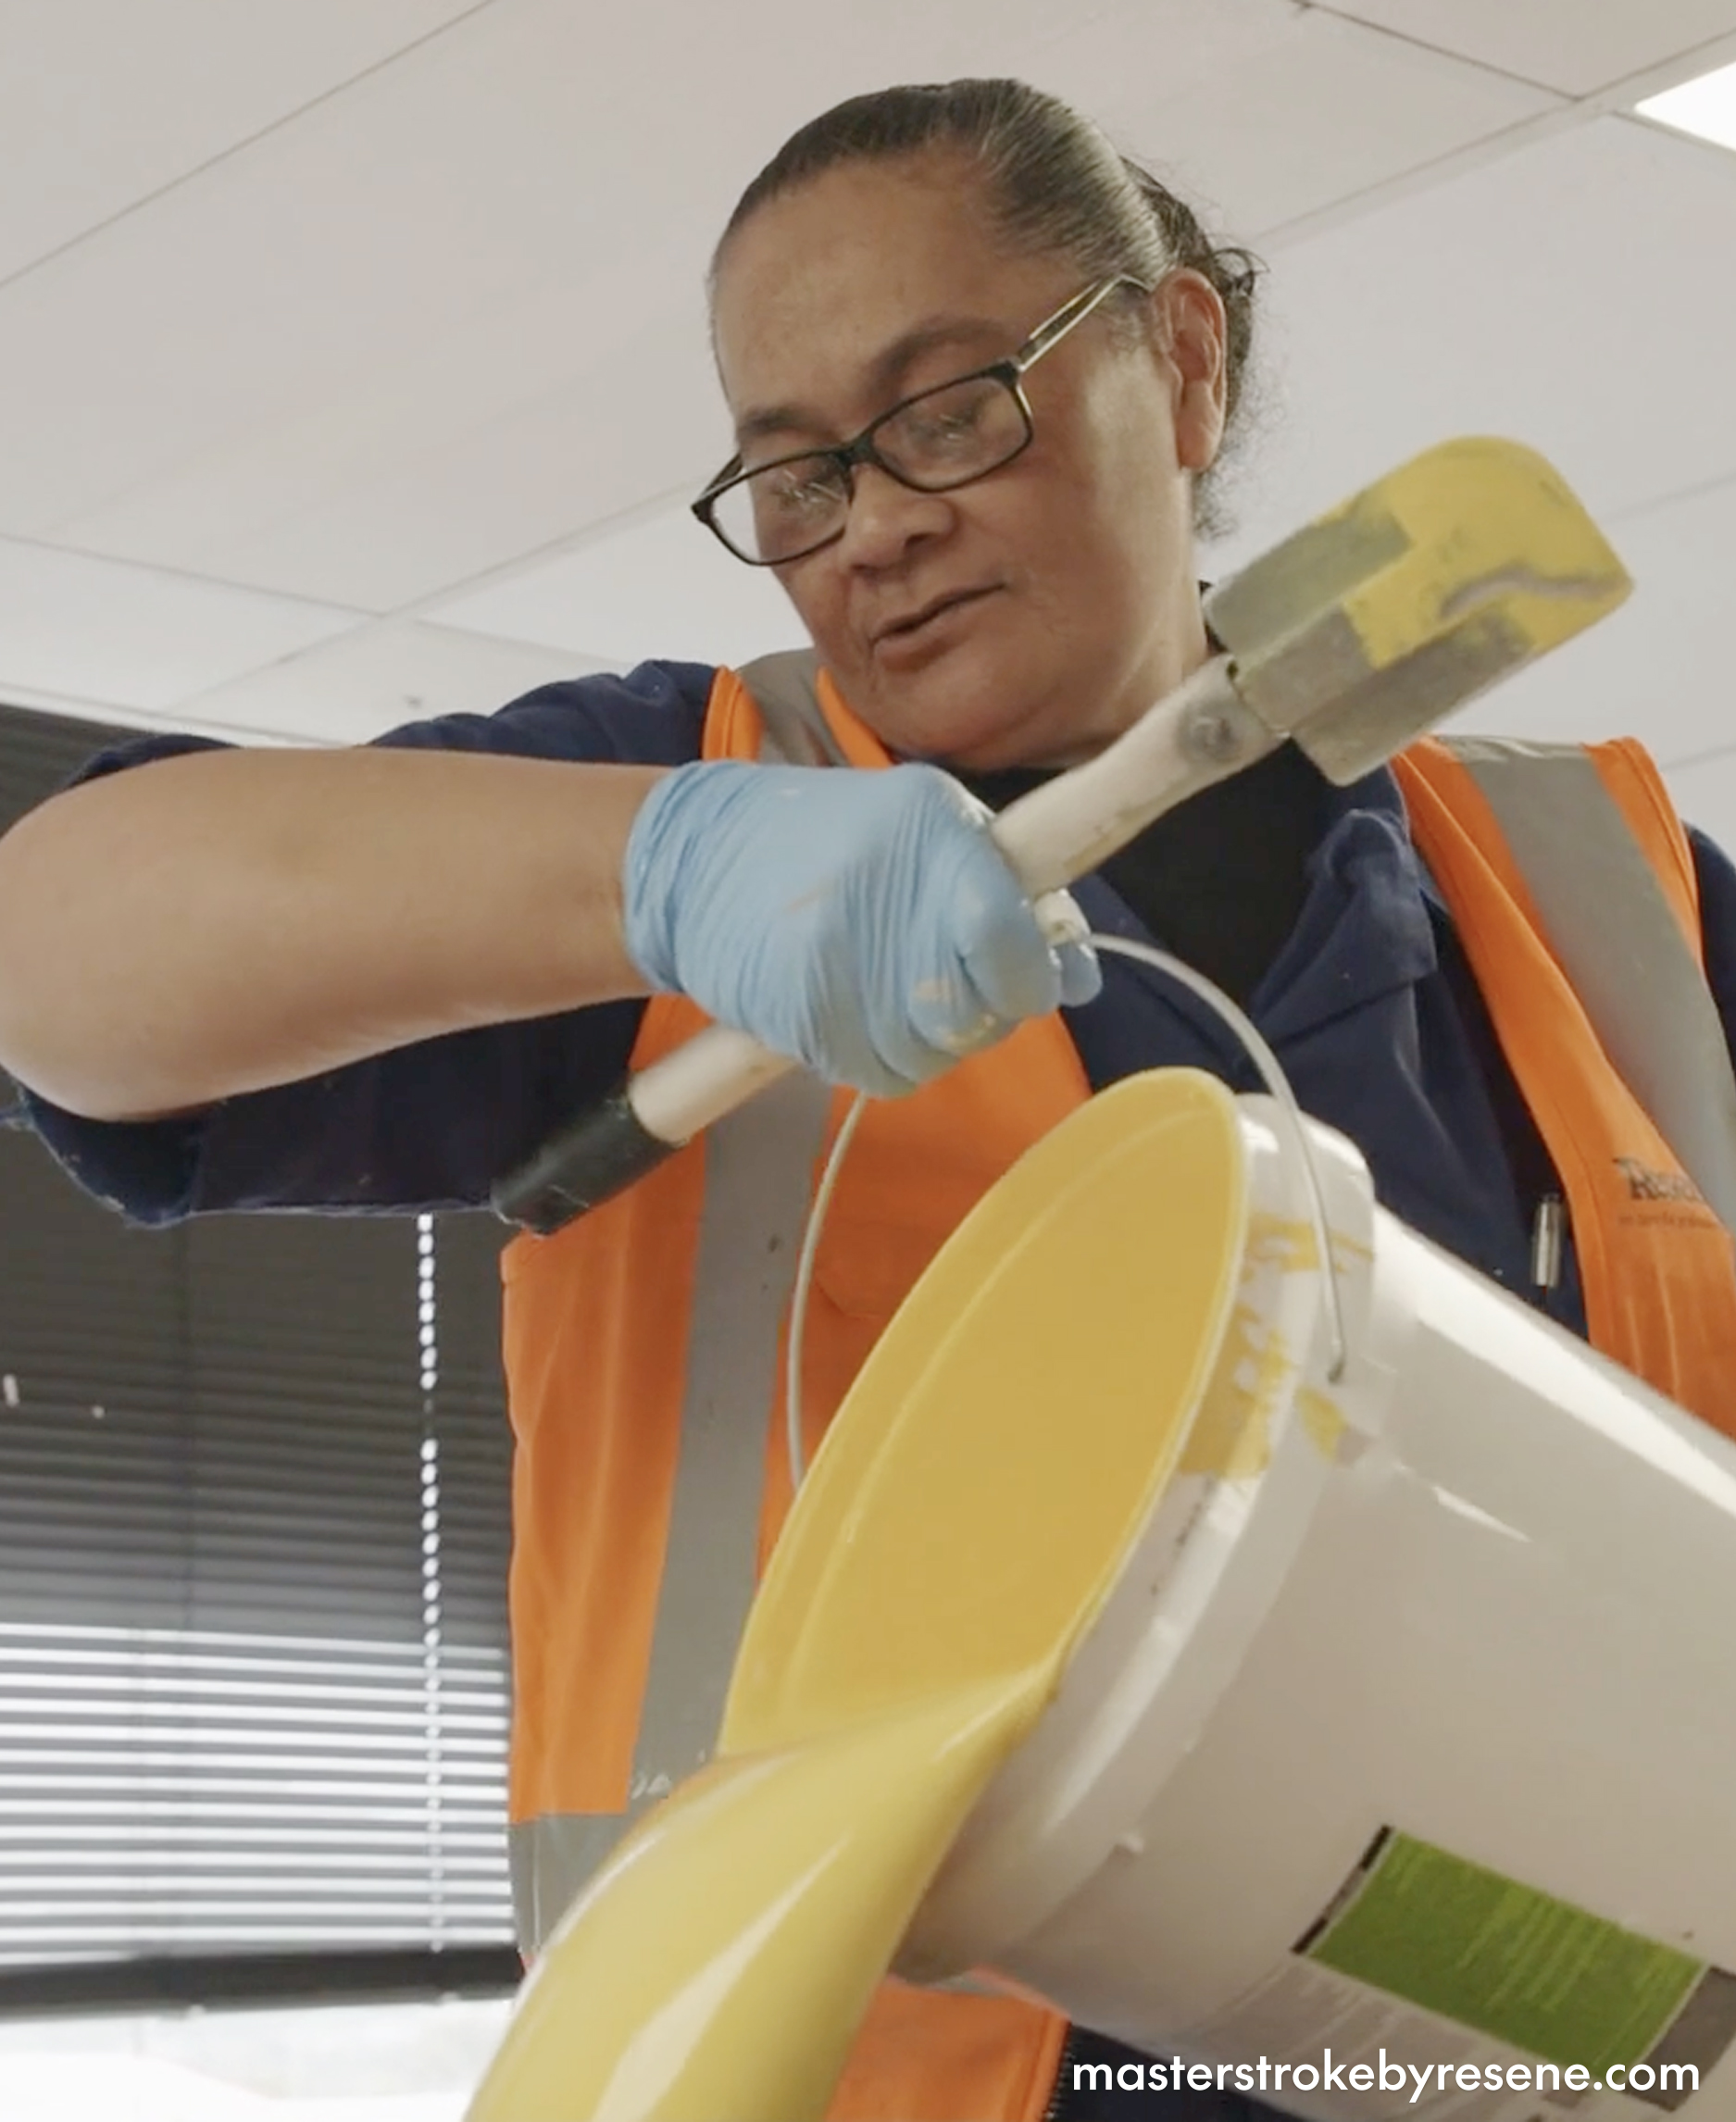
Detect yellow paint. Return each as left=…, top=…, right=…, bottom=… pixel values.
left=1297, top=1389, right=1348, bottom=1462
left=1177, top=1206, right=1352, bottom=1481
left=1335, top=437, right=1630, bottom=668
left=1178, top=1303, right=1286, bottom=1479
left=1248, top=1215, right=1321, bottom=1273
left=467, top=1071, right=1253, bottom=2122
left=469, top=1676, right=1049, bottom=2122
left=1248, top=1215, right=1372, bottom=1276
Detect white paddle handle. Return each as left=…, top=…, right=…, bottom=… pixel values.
left=493, top=656, right=1264, bottom=1230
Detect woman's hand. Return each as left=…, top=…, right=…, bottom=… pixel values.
left=621, top=759, right=1100, bottom=1096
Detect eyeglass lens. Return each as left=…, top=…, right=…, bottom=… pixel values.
left=714, top=370, right=1029, bottom=564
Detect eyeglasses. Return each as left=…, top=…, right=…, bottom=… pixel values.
left=692, top=274, right=1149, bottom=567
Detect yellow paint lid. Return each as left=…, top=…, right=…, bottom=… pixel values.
left=725, top=1067, right=1250, bottom=1760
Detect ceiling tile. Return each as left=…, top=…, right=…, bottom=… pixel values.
left=0, top=0, right=484, bottom=282
left=169, top=620, right=613, bottom=747
left=1205, top=116, right=1736, bottom=591
left=6, top=0, right=1722, bottom=758
left=0, top=0, right=1063, bottom=570
left=0, top=0, right=1554, bottom=621
left=0, top=4, right=705, bottom=550
left=1027, top=0, right=1310, bottom=133
left=55, top=285, right=722, bottom=615
left=429, top=505, right=806, bottom=672
left=1043, top=3, right=1555, bottom=238
left=1315, top=0, right=1736, bottom=96
left=0, top=539, right=357, bottom=714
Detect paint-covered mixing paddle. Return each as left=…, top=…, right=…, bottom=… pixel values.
left=492, top=436, right=1630, bottom=1234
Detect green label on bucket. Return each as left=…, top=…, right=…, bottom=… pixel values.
left=1302, top=1829, right=1701, bottom=2078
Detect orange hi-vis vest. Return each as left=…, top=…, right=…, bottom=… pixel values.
left=502, top=663, right=1086, bottom=2119
left=1394, top=737, right=1736, bottom=1431
left=499, top=668, right=1736, bottom=2122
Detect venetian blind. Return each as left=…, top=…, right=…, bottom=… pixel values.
left=0, top=703, right=518, bottom=1976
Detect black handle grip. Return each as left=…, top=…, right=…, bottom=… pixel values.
left=490, top=1086, right=679, bottom=1235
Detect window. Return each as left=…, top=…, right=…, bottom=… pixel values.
left=0, top=704, right=518, bottom=2001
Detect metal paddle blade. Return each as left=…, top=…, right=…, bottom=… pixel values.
left=1205, top=437, right=1632, bottom=785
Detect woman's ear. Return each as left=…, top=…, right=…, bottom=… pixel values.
left=1155, top=270, right=1228, bottom=475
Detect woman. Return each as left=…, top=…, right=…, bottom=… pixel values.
left=3, top=78, right=1735, bottom=2122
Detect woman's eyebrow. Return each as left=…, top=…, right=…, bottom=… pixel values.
left=733, top=314, right=1011, bottom=447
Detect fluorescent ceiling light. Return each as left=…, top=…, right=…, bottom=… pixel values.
left=1635, top=58, right=1736, bottom=152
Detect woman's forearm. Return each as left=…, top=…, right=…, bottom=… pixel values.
left=0, top=745, right=668, bottom=1120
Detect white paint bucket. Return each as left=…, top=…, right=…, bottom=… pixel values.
left=902, top=1086, right=1736, bottom=2122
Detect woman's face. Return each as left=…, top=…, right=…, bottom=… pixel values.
left=709, top=154, right=1228, bottom=770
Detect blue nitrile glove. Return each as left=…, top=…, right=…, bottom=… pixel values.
left=622, top=760, right=1102, bottom=1097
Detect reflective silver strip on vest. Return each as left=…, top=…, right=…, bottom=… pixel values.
left=1448, top=735, right=1736, bottom=1235
left=737, top=646, right=843, bottom=765
left=509, top=658, right=835, bottom=1952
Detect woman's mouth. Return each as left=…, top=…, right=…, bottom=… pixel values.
left=872, top=587, right=1000, bottom=663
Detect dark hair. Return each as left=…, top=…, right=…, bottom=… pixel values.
left=715, top=79, right=1263, bottom=533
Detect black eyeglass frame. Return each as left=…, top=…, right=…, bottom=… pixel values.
left=691, top=272, right=1151, bottom=567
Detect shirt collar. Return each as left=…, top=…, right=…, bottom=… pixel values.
left=1245, top=764, right=1441, bottom=1045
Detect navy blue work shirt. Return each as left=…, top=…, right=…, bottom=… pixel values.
left=22, top=656, right=1736, bottom=1347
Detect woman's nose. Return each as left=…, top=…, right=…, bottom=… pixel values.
left=834, top=463, right=956, bottom=568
